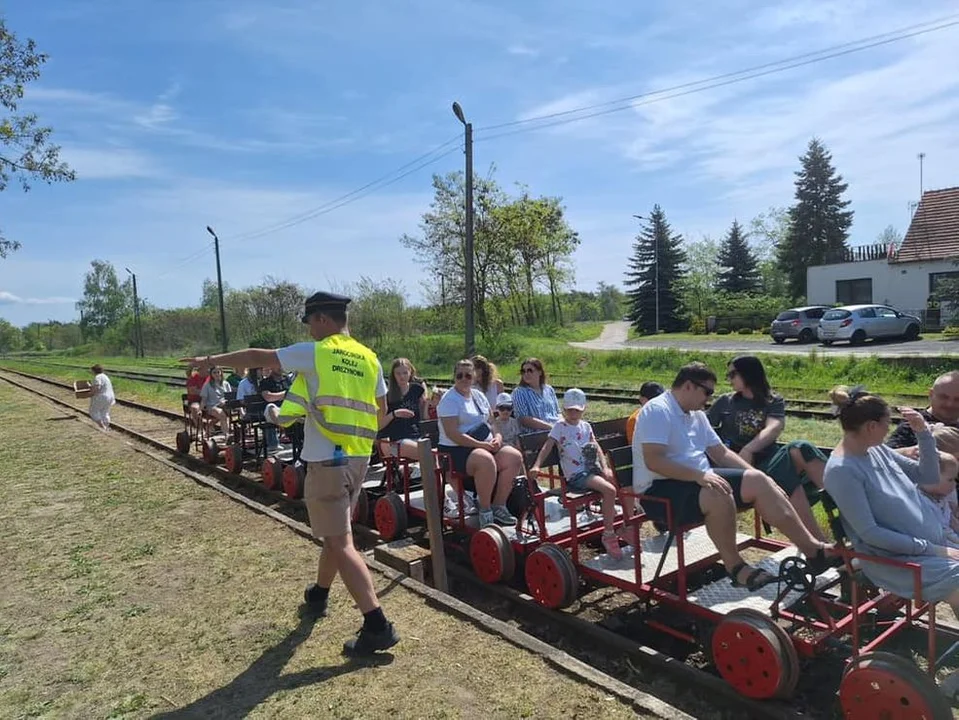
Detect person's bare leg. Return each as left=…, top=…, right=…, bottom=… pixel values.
left=466, top=451, right=497, bottom=508
left=741, top=471, right=826, bottom=556
left=699, top=487, right=747, bottom=570
left=323, top=533, right=379, bottom=613
left=788, top=486, right=827, bottom=541
left=317, top=544, right=338, bottom=587
left=492, top=447, right=522, bottom=505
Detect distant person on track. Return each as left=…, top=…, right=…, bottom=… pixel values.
left=632, top=362, right=835, bottom=591
left=823, top=386, right=959, bottom=615
left=185, top=365, right=208, bottom=425
left=377, top=357, right=428, bottom=462
left=88, top=364, right=115, bottom=430
left=180, top=291, right=399, bottom=656
left=236, top=368, right=261, bottom=401
left=512, top=357, right=560, bottom=435
left=707, top=355, right=828, bottom=541
left=259, top=366, right=292, bottom=451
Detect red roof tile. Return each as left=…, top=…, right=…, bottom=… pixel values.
left=895, top=186, right=959, bottom=263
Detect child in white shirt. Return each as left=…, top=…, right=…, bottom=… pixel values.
left=529, top=388, right=623, bottom=560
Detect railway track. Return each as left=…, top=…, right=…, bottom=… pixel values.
left=1, top=359, right=907, bottom=423
left=0, top=366, right=823, bottom=719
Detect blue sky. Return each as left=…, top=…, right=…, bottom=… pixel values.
left=2, top=0, right=958, bottom=327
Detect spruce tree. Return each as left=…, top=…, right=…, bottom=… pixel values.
left=624, top=205, right=687, bottom=334
left=716, top=219, right=760, bottom=294
left=776, top=138, right=854, bottom=299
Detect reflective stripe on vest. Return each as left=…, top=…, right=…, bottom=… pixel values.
left=282, top=335, right=380, bottom=455
left=275, top=373, right=308, bottom=427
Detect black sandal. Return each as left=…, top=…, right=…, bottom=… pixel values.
left=729, top=562, right=778, bottom=591
left=805, top=546, right=843, bottom=576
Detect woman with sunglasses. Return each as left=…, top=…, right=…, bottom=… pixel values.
left=436, top=359, right=523, bottom=527
left=200, top=366, right=233, bottom=437
left=707, top=355, right=827, bottom=541
left=512, top=357, right=560, bottom=435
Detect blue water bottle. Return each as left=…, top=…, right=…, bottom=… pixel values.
left=333, top=444, right=345, bottom=466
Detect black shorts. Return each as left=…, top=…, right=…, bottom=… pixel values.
left=438, top=445, right=477, bottom=491
left=641, top=469, right=749, bottom=528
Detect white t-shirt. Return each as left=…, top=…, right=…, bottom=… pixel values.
left=632, top=391, right=722, bottom=492
left=549, top=419, right=595, bottom=479
left=275, top=340, right=387, bottom=462
left=92, top=373, right=114, bottom=400
left=437, top=387, right=490, bottom=446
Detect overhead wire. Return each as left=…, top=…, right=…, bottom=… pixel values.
left=474, top=14, right=959, bottom=142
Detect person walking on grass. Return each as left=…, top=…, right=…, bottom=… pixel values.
left=88, top=364, right=115, bottom=430
left=529, top=388, right=623, bottom=560
left=181, top=291, right=398, bottom=655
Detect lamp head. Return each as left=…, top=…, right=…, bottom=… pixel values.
left=452, top=101, right=466, bottom=125
left=206, top=225, right=216, bottom=237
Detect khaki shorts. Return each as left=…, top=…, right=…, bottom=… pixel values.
left=304, top=457, right=369, bottom=538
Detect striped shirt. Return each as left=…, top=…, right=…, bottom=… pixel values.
left=512, top=384, right=560, bottom=433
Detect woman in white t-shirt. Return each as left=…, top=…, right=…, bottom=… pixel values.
left=437, top=358, right=524, bottom=528
left=88, top=363, right=116, bottom=430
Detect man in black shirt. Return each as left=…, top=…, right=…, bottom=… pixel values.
left=886, top=371, right=959, bottom=450
left=258, top=368, right=291, bottom=450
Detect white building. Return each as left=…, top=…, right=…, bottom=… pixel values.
left=807, top=186, right=959, bottom=325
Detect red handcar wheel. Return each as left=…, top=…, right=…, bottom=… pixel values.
left=712, top=611, right=793, bottom=700
left=175, top=430, right=191, bottom=454
left=839, top=651, right=952, bottom=720
left=261, top=457, right=282, bottom=490
left=373, top=492, right=408, bottom=541
left=224, top=445, right=243, bottom=475
left=352, top=488, right=370, bottom=526
left=525, top=543, right=577, bottom=609
left=469, top=526, right=515, bottom=584
left=203, top=438, right=219, bottom=464
left=283, top=462, right=306, bottom=499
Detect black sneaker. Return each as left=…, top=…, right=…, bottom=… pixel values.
left=343, top=622, right=399, bottom=655
left=303, top=583, right=328, bottom=617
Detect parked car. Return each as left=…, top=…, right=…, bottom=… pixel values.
left=817, top=304, right=921, bottom=345
left=769, top=306, right=830, bottom=344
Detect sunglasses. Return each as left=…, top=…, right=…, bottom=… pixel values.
left=725, top=370, right=737, bottom=380
left=692, top=380, right=715, bottom=397
left=455, top=372, right=473, bottom=380
left=521, top=367, right=537, bottom=374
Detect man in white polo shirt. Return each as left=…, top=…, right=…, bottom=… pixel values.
left=632, top=362, right=833, bottom=590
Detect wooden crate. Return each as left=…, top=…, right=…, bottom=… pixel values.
left=74, top=380, right=93, bottom=399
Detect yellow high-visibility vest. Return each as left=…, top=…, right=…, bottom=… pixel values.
left=275, top=372, right=307, bottom=427
left=282, top=334, right=380, bottom=456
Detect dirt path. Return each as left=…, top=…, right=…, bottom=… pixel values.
left=0, top=382, right=653, bottom=720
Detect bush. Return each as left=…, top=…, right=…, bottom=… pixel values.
left=738, top=327, right=753, bottom=335
left=688, top=318, right=706, bottom=335
left=943, top=326, right=959, bottom=340
left=716, top=328, right=731, bottom=335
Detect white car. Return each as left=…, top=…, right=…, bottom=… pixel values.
left=818, top=304, right=921, bottom=345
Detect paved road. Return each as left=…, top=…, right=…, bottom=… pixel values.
left=570, top=322, right=959, bottom=357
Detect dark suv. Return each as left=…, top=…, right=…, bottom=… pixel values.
left=769, top=306, right=830, bottom=343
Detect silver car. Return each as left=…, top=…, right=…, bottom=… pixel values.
left=769, top=306, right=830, bottom=344
left=817, top=304, right=921, bottom=345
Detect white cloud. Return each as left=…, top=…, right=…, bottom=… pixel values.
left=507, top=44, right=539, bottom=57
left=0, top=291, right=75, bottom=305
left=62, top=146, right=162, bottom=180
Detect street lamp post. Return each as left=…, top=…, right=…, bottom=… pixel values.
left=205, top=226, right=229, bottom=353
left=633, top=214, right=659, bottom=333
left=125, top=267, right=143, bottom=358
left=452, top=101, right=475, bottom=357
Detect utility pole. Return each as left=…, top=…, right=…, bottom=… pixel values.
left=125, top=268, right=143, bottom=358
left=633, top=214, right=658, bottom=333
left=206, top=226, right=229, bottom=353
left=452, top=102, right=475, bottom=356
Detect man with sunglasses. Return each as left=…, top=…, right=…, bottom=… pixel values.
left=632, top=362, right=833, bottom=591
left=180, top=291, right=398, bottom=655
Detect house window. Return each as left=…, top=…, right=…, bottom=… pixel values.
left=929, top=271, right=959, bottom=294
left=836, top=278, right=872, bottom=305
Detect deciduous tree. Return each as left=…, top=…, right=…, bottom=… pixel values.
left=76, top=260, right=132, bottom=338
left=0, top=18, right=75, bottom=257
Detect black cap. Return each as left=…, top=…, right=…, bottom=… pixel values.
left=301, top=291, right=351, bottom=323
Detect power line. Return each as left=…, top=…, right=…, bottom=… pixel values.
left=154, top=242, right=215, bottom=280
left=475, top=14, right=959, bottom=142
left=226, top=135, right=462, bottom=244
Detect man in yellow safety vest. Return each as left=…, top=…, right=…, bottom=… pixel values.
left=182, top=291, right=397, bottom=655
